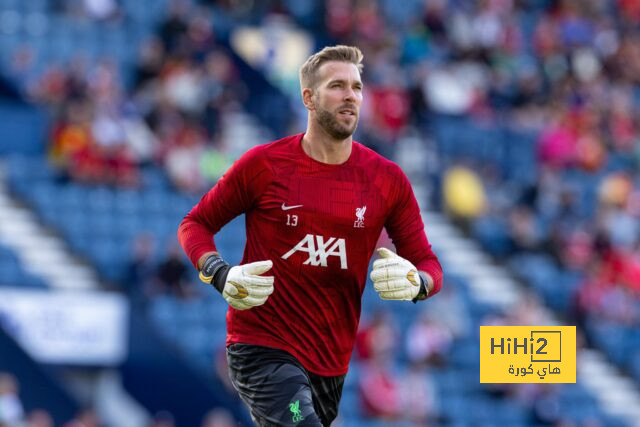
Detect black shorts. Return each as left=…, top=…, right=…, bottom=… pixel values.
left=226, top=343, right=346, bottom=427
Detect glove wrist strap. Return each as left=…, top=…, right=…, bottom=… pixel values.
left=200, top=255, right=231, bottom=294
left=213, top=264, right=231, bottom=294
left=412, top=271, right=430, bottom=303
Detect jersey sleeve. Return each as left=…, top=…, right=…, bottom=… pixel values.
left=177, top=145, right=271, bottom=268
left=384, top=164, right=443, bottom=296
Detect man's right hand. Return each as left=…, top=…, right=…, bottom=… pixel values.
left=221, top=261, right=274, bottom=310
left=199, top=254, right=274, bottom=310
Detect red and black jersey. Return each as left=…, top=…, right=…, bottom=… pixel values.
left=178, top=133, right=442, bottom=376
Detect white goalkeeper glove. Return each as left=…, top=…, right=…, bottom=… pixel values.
left=199, top=255, right=274, bottom=310
left=370, top=247, right=428, bottom=301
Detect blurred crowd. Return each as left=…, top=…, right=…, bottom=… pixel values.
left=0, top=369, right=236, bottom=427
left=353, top=301, right=456, bottom=424
left=0, top=371, right=99, bottom=427
left=3, top=0, right=640, bottom=424
left=6, top=0, right=640, bottom=281
left=313, top=0, right=640, bottom=368
left=6, top=0, right=248, bottom=193
left=213, top=1, right=640, bottom=337
left=350, top=286, right=594, bottom=425
left=127, top=235, right=195, bottom=301
left=239, top=0, right=640, bottom=419
left=392, top=0, right=640, bottom=349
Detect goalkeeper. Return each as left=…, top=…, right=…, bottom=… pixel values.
left=178, top=45, right=442, bottom=427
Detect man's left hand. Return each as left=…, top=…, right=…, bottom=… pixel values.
left=370, top=247, right=424, bottom=300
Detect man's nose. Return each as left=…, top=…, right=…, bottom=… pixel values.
left=344, top=88, right=357, bottom=103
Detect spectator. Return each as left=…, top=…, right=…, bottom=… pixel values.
left=358, top=357, right=402, bottom=421
left=126, top=234, right=158, bottom=300
left=82, top=0, right=121, bottom=21
left=159, top=0, right=190, bottom=54
left=443, top=165, right=487, bottom=221
left=213, top=345, right=235, bottom=394
left=26, top=410, right=53, bottom=427
left=355, top=309, right=397, bottom=362
left=400, top=363, right=439, bottom=424
left=63, top=408, right=100, bottom=427
left=156, top=244, right=190, bottom=298
left=507, top=205, right=546, bottom=253
left=421, top=280, right=470, bottom=339
left=201, top=408, right=235, bottom=427
left=134, top=38, right=166, bottom=89
left=148, top=411, right=175, bottom=427
left=405, top=312, right=453, bottom=367
left=0, top=373, right=24, bottom=425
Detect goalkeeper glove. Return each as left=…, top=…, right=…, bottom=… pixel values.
left=370, top=247, right=430, bottom=301
left=199, top=254, right=274, bottom=310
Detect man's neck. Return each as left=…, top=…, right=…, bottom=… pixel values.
left=301, top=125, right=352, bottom=165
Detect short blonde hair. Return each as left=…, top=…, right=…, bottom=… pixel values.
left=299, top=45, right=363, bottom=90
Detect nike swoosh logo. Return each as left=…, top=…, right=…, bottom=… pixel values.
left=281, top=203, right=303, bottom=211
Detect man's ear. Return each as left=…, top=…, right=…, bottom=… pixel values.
left=302, top=88, right=315, bottom=111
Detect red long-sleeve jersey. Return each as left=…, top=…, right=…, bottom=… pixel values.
left=178, top=133, right=442, bottom=376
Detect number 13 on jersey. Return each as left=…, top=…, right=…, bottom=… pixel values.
left=286, top=214, right=298, bottom=227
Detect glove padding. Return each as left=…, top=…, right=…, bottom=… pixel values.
left=370, top=247, right=421, bottom=300
left=222, top=260, right=274, bottom=310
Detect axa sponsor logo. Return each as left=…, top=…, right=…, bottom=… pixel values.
left=281, top=234, right=348, bottom=269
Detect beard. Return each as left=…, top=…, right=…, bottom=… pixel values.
left=316, top=105, right=358, bottom=140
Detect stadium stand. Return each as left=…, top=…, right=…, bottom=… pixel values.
left=0, top=0, right=640, bottom=426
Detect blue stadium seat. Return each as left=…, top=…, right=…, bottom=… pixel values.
left=471, top=216, right=512, bottom=257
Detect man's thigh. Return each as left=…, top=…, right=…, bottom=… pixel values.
left=227, top=344, right=323, bottom=426
left=308, top=372, right=345, bottom=426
